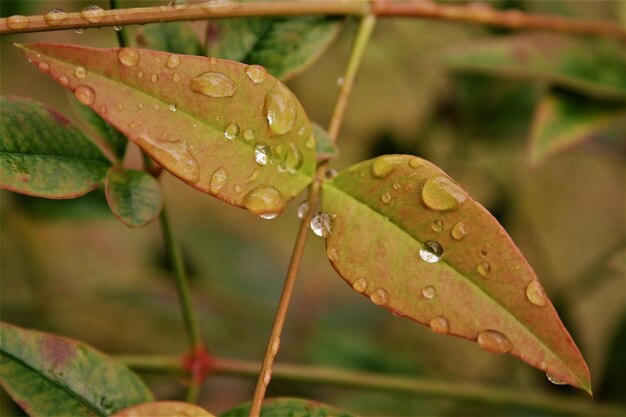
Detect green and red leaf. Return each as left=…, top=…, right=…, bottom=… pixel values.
left=220, top=397, right=358, bottom=417
left=112, top=401, right=215, bottom=417
left=105, top=167, right=163, bottom=228
left=0, top=322, right=153, bottom=417
left=321, top=155, right=591, bottom=393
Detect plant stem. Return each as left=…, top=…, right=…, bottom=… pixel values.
left=109, top=0, right=129, bottom=47
left=1, top=1, right=623, bottom=39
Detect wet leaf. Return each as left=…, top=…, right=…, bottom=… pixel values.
left=442, top=34, right=626, bottom=100
left=321, top=155, right=591, bottom=393
left=312, top=122, right=338, bottom=161
left=139, top=21, right=203, bottom=56
left=18, top=43, right=317, bottom=219
left=0, top=322, right=153, bottom=417
left=112, top=401, right=215, bottom=417
left=0, top=96, right=111, bottom=199
left=220, top=397, right=358, bottom=417
left=206, top=12, right=342, bottom=81
left=105, top=167, right=163, bottom=228
left=528, top=90, right=625, bottom=166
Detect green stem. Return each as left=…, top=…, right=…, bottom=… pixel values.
left=109, top=0, right=129, bottom=47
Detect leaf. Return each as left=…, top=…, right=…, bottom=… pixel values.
left=18, top=43, right=317, bottom=219
left=312, top=122, right=338, bottom=161
left=220, top=397, right=359, bottom=417
left=0, top=322, right=153, bottom=417
left=528, top=90, right=625, bottom=166
left=105, top=167, right=163, bottom=227
left=206, top=11, right=342, bottom=81
left=139, top=21, right=204, bottom=56
left=442, top=33, right=626, bottom=100
left=112, top=401, right=215, bottom=417
left=0, top=96, right=111, bottom=199
left=321, top=155, right=591, bottom=393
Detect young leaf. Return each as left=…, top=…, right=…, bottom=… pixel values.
left=112, top=401, right=215, bottom=417
left=528, top=90, right=625, bottom=166
left=442, top=34, right=626, bottom=100
left=312, top=122, right=338, bottom=161
left=220, top=397, right=358, bottom=417
left=139, top=21, right=204, bottom=56
left=0, top=322, right=153, bottom=417
left=321, top=155, right=591, bottom=393
left=206, top=13, right=342, bottom=81
left=0, top=96, right=111, bottom=199
left=105, top=167, right=163, bottom=228
left=18, top=43, right=317, bottom=219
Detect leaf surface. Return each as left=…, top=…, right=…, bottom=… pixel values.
left=0, top=96, right=111, bottom=199
left=442, top=34, right=626, bottom=100
left=220, top=397, right=358, bottom=417
left=0, top=322, right=153, bottom=417
left=321, top=155, right=591, bottom=393
left=19, top=43, right=316, bottom=218
left=105, top=168, right=163, bottom=227
left=112, top=401, right=215, bottom=417
left=528, top=90, right=625, bottom=166
left=206, top=11, right=341, bottom=81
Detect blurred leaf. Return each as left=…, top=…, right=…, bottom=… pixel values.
left=442, top=34, right=626, bottom=100
left=597, top=317, right=626, bottom=406
left=105, top=168, right=163, bottom=228
left=321, top=155, right=591, bottom=393
left=112, top=401, right=215, bottom=417
left=220, top=397, right=358, bottom=417
left=528, top=90, right=625, bottom=166
left=206, top=11, right=342, bottom=81
left=0, top=96, right=110, bottom=199
left=19, top=43, right=317, bottom=219
left=139, top=21, right=203, bottom=56
left=10, top=189, right=111, bottom=220
left=312, top=122, right=338, bottom=161
left=0, top=322, right=153, bottom=417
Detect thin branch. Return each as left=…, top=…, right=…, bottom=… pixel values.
left=1, top=1, right=623, bottom=40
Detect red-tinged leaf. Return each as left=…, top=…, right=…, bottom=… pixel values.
left=0, top=96, right=111, bottom=199
left=112, top=401, right=215, bottom=417
left=105, top=167, right=163, bottom=228
left=321, top=155, right=591, bottom=393
left=18, top=43, right=317, bottom=219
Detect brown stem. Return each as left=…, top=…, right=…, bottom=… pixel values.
left=1, top=1, right=623, bottom=40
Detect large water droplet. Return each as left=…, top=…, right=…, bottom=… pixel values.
left=546, top=372, right=567, bottom=385
left=525, top=280, right=547, bottom=307
left=209, top=167, right=227, bottom=194
left=264, top=83, right=296, bottom=135
left=224, top=123, right=240, bottom=140
left=190, top=72, right=236, bottom=97
left=80, top=5, right=105, bottom=23
left=74, top=85, right=95, bottom=105
left=118, top=48, right=139, bottom=67
left=450, top=221, right=467, bottom=240
left=310, top=212, right=332, bottom=237
left=370, top=288, right=388, bottom=306
left=74, top=66, right=87, bottom=79
left=44, top=9, right=67, bottom=26
left=477, top=330, right=512, bottom=354
left=254, top=143, right=271, bottom=166
left=166, top=54, right=180, bottom=69
left=352, top=278, right=368, bottom=293
left=430, top=316, right=449, bottom=334
left=245, top=65, right=266, bottom=84
left=421, top=175, right=468, bottom=211
left=297, top=200, right=309, bottom=219
left=243, top=128, right=255, bottom=141
left=372, top=155, right=404, bottom=179
left=477, top=262, right=491, bottom=277
left=242, top=185, right=285, bottom=219
left=7, top=15, right=29, bottom=30
left=419, top=241, right=443, bottom=263
left=421, top=285, right=436, bottom=299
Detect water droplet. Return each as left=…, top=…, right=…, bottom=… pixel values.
left=150, top=73, right=159, bottom=82
left=477, top=262, right=491, bottom=277
left=297, top=201, right=309, bottom=219
left=44, top=9, right=67, bottom=26
left=349, top=278, right=367, bottom=293
left=117, top=48, right=139, bottom=67
left=168, top=103, right=177, bottom=112
left=525, top=280, right=547, bottom=307
left=74, top=85, right=95, bottom=105
left=372, top=155, right=403, bottom=179
left=284, top=143, right=303, bottom=173
left=246, top=168, right=260, bottom=183
left=477, top=330, right=512, bottom=354
left=480, top=249, right=488, bottom=257
left=451, top=221, right=467, bottom=241
left=254, top=143, right=271, bottom=165
left=421, top=175, right=467, bottom=211
left=113, top=25, right=122, bottom=31
left=275, top=145, right=284, bottom=156
left=264, top=83, right=296, bottom=135
left=327, top=247, right=338, bottom=262
left=381, top=192, right=392, bottom=204
left=233, top=184, right=242, bottom=193
left=392, top=182, right=401, bottom=191
left=325, top=169, right=338, bottom=179
left=74, top=66, right=87, bottom=79
left=431, top=220, right=443, bottom=232
left=370, top=288, right=388, bottom=306
left=245, top=65, right=266, bottom=83
left=337, top=76, right=345, bottom=86
left=58, top=75, right=70, bottom=86
left=80, top=5, right=104, bottom=23
left=190, top=72, right=236, bottom=97
left=209, top=167, right=227, bottom=194
left=421, top=285, right=436, bottom=300
left=224, top=123, right=240, bottom=140
left=166, top=54, right=180, bottom=69
left=242, top=128, right=255, bottom=141
left=408, top=157, right=423, bottom=169
left=419, top=241, right=443, bottom=263
left=537, top=360, right=548, bottom=371
left=172, top=73, right=181, bottom=82
left=430, top=316, right=449, bottom=334
left=137, top=102, right=144, bottom=109
left=7, top=15, right=29, bottom=30
left=305, top=134, right=316, bottom=150
left=74, top=28, right=85, bottom=34
left=38, top=61, right=50, bottom=73
left=242, top=185, right=285, bottom=219
left=310, top=212, right=332, bottom=237
left=546, top=372, right=567, bottom=385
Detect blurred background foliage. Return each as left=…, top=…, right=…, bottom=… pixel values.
left=1, top=0, right=624, bottom=416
